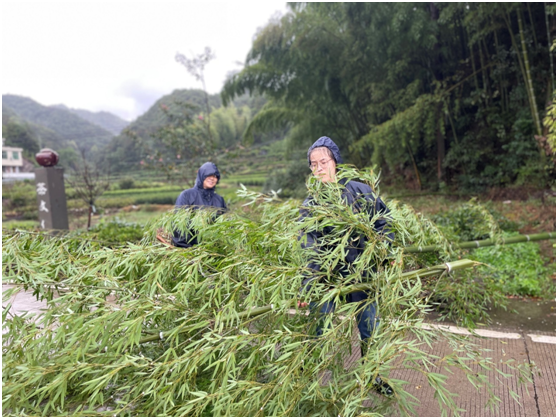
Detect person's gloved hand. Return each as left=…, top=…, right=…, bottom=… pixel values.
left=297, top=301, right=309, bottom=308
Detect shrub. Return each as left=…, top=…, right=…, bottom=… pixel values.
left=21, top=210, right=38, bottom=220
left=103, top=186, right=182, bottom=197
left=1, top=219, right=39, bottom=231
left=133, top=195, right=176, bottom=205
left=1, top=182, right=36, bottom=210
left=142, top=204, right=165, bottom=212
left=118, top=177, right=136, bottom=190
left=471, top=240, right=556, bottom=297
left=430, top=200, right=517, bottom=241
left=88, top=219, right=145, bottom=245
left=263, top=159, right=309, bottom=198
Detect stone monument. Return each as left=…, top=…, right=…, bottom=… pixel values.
left=34, top=148, right=69, bottom=230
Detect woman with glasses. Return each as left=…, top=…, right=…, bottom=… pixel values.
left=298, top=136, right=394, bottom=396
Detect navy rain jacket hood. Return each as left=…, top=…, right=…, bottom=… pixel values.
left=307, top=136, right=343, bottom=165
left=172, top=162, right=227, bottom=248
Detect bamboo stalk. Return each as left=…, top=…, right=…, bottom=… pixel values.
left=404, top=232, right=556, bottom=253
left=518, top=9, right=543, bottom=138
left=340, top=259, right=478, bottom=294
left=124, top=232, right=558, bottom=346
left=491, top=25, right=508, bottom=112
left=393, top=118, right=422, bottom=190
left=138, top=321, right=210, bottom=345
left=544, top=5, right=555, bottom=92
left=526, top=2, right=538, bottom=49
left=406, top=140, right=422, bottom=191
left=504, top=11, right=530, bottom=111
left=466, top=26, right=480, bottom=92
left=478, top=40, right=489, bottom=107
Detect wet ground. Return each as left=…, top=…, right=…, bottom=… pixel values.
left=426, top=298, right=557, bottom=333
left=487, top=298, right=556, bottom=333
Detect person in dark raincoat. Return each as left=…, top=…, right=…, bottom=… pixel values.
left=298, top=136, right=394, bottom=396
left=172, top=162, right=227, bottom=248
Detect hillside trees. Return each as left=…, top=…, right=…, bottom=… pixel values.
left=103, top=88, right=269, bottom=183
left=2, top=94, right=114, bottom=154
left=103, top=89, right=222, bottom=174
left=2, top=119, right=40, bottom=159
left=210, top=105, right=251, bottom=149
left=222, top=2, right=555, bottom=191
left=2, top=104, right=68, bottom=153
left=144, top=102, right=217, bottom=183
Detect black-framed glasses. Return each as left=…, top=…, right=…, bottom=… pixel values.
left=309, top=158, right=334, bottom=170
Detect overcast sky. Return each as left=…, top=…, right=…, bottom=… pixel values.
left=2, top=1, right=288, bottom=121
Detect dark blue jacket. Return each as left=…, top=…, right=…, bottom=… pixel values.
left=172, top=162, right=227, bottom=248
left=300, top=137, right=393, bottom=290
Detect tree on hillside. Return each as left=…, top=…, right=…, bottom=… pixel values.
left=210, top=105, right=251, bottom=149
left=146, top=102, right=216, bottom=183
left=66, top=150, right=110, bottom=230
left=176, top=47, right=216, bottom=145
left=2, top=94, right=114, bottom=155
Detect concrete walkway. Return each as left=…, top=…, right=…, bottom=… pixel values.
left=3, top=285, right=556, bottom=417
left=381, top=327, right=555, bottom=417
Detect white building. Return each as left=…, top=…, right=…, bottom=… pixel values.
left=2, top=139, right=24, bottom=173
left=2, top=138, right=35, bottom=181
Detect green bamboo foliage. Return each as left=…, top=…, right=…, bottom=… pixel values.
left=3, top=168, right=533, bottom=416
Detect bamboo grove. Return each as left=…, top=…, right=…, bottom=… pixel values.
left=2, top=168, right=536, bottom=416
left=222, top=2, right=555, bottom=191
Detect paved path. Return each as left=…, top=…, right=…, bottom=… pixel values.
left=3, top=285, right=556, bottom=416
left=373, top=328, right=555, bottom=417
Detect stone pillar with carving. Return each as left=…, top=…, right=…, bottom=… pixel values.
left=34, top=148, right=69, bottom=230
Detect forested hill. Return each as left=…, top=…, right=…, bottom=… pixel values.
left=103, top=88, right=265, bottom=172
left=117, top=89, right=221, bottom=140
left=2, top=94, right=115, bottom=153
left=2, top=104, right=67, bottom=159
left=50, top=104, right=128, bottom=135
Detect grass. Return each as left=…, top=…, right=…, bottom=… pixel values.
left=471, top=239, right=556, bottom=298
left=1, top=219, right=39, bottom=231
left=103, top=185, right=183, bottom=196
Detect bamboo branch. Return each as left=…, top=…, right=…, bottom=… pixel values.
left=136, top=259, right=477, bottom=345
left=404, top=232, right=556, bottom=253
left=340, top=259, right=478, bottom=294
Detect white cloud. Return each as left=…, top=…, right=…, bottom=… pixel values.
left=2, top=1, right=288, bottom=121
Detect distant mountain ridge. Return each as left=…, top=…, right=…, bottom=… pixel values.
left=2, top=94, right=116, bottom=153
left=118, top=88, right=220, bottom=139
left=2, top=104, right=67, bottom=150
left=50, top=104, right=128, bottom=135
